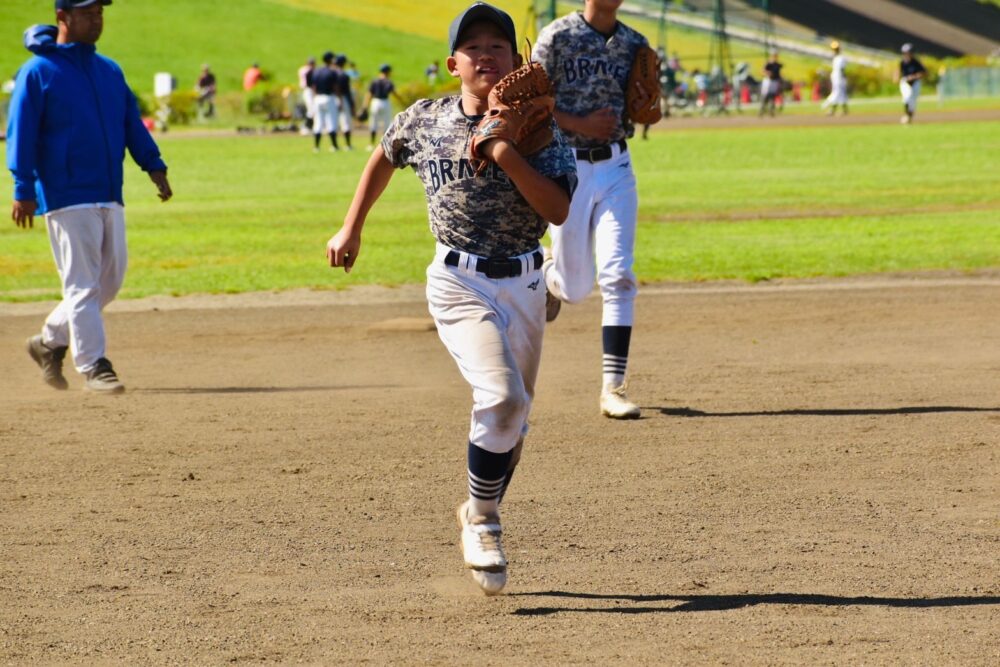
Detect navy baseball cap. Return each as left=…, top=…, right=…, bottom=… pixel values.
left=379, top=63, right=392, bottom=73
left=448, top=2, right=516, bottom=54
left=55, top=0, right=111, bottom=9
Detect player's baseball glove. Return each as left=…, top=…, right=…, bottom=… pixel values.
left=357, top=108, right=369, bottom=123
left=469, top=46, right=555, bottom=173
left=626, top=45, right=662, bottom=125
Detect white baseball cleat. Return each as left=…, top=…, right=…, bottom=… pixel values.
left=456, top=501, right=507, bottom=596
left=601, top=382, right=641, bottom=419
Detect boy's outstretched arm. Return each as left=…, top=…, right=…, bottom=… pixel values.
left=481, top=141, right=570, bottom=225
left=327, top=146, right=396, bottom=272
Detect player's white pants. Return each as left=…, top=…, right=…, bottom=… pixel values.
left=313, top=94, right=338, bottom=134
left=427, top=243, right=545, bottom=454
left=900, top=79, right=921, bottom=113
left=369, top=98, right=393, bottom=134
left=41, top=205, right=127, bottom=374
left=546, top=144, right=638, bottom=327
left=337, top=95, right=353, bottom=133
left=301, top=87, right=315, bottom=118
left=824, top=77, right=848, bottom=106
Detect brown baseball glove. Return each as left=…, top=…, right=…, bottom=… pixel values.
left=469, top=51, right=555, bottom=173
left=626, top=45, right=662, bottom=125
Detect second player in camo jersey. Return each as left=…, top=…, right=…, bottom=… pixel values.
left=533, top=0, right=650, bottom=419
left=327, top=2, right=576, bottom=595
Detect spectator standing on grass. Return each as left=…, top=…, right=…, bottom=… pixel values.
left=897, top=43, right=926, bottom=125
left=196, top=63, right=216, bottom=119
left=7, top=0, right=172, bottom=394
left=243, top=61, right=262, bottom=91
left=425, top=60, right=439, bottom=87
left=821, top=41, right=848, bottom=116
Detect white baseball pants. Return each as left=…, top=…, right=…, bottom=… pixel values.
left=368, top=98, right=393, bottom=134
left=900, top=79, right=921, bottom=114
left=545, top=144, right=638, bottom=327
left=824, top=77, right=848, bottom=106
left=313, top=94, right=338, bottom=134
left=337, top=95, right=353, bottom=133
left=42, top=205, right=127, bottom=374
left=426, top=243, right=546, bottom=454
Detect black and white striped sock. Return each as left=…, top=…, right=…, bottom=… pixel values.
left=602, top=325, right=632, bottom=388
left=467, top=442, right=513, bottom=517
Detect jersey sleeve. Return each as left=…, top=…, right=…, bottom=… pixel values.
left=528, top=122, right=577, bottom=195
left=532, top=26, right=557, bottom=80
left=380, top=103, right=419, bottom=169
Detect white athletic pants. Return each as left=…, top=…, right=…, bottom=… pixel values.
left=426, top=244, right=546, bottom=454
left=369, top=98, right=393, bottom=135
left=824, top=77, right=848, bottom=106
left=545, top=144, right=638, bottom=327
left=313, top=94, right=338, bottom=134
left=42, top=205, right=127, bottom=374
left=337, top=95, right=353, bottom=133
left=900, top=80, right=921, bottom=113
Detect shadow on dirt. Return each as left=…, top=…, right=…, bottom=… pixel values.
left=511, top=591, right=1000, bottom=615
left=658, top=406, right=1000, bottom=418
left=134, top=385, right=395, bottom=394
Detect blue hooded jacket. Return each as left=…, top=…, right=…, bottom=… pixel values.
left=6, top=25, right=167, bottom=214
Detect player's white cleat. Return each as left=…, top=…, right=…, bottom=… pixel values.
left=601, top=382, right=641, bottom=419
left=456, top=501, right=507, bottom=596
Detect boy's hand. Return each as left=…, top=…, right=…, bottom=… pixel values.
left=11, top=200, right=37, bottom=229
left=327, top=228, right=361, bottom=273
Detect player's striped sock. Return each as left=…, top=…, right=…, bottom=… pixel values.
left=467, top=442, right=513, bottom=517
left=602, top=325, right=632, bottom=387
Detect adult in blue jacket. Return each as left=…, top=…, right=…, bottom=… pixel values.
left=8, top=0, right=172, bottom=394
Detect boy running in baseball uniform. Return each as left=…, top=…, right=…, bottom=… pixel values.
left=533, top=0, right=656, bottom=419
left=327, top=2, right=575, bottom=595
left=310, top=51, right=341, bottom=152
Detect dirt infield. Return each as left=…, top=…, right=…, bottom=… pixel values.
left=2, top=276, right=998, bottom=664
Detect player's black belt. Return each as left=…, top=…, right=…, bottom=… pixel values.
left=444, top=250, right=543, bottom=279
left=575, top=139, right=628, bottom=163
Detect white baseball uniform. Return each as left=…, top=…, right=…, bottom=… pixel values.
left=533, top=11, right=647, bottom=392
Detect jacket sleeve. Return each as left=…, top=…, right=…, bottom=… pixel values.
left=123, top=85, right=167, bottom=173
left=6, top=66, right=43, bottom=202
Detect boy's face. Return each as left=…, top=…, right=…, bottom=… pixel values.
left=588, top=0, right=624, bottom=12
left=447, top=21, right=515, bottom=97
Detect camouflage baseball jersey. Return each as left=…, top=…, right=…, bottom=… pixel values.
left=381, top=96, right=576, bottom=258
left=533, top=12, right=650, bottom=149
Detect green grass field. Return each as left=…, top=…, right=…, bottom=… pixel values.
left=2, top=119, right=998, bottom=301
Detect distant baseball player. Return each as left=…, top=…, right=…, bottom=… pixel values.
left=326, top=2, right=575, bottom=595
left=361, top=64, right=403, bottom=151
left=298, top=56, right=316, bottom=132
left=759, top=50, right=783, bottom=117
left=897, top=43, right=926, bottom=124
left=533, top=0, right=662, bottom=419
left=821, top=41, right=848, bottom=116
left=334, top=54, right=354, bottom=150
left=8, top=0, right=172, bottom=393
left=310, top=51, right=340, bottom=152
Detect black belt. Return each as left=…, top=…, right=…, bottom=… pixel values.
left=444, top=250, right=543, bottom=279
left=576, top=139, right=627, bottom=163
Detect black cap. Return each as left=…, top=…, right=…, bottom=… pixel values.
left=322, top=51, right=334, bottom=64
left=55, top=0, right=111, bottom=9
left=448, top=2, right=516, bottom=54
left=335, top=54, right=347, bottom=66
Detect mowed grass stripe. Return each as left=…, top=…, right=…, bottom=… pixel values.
left=1, top=121, right=997, bottom=300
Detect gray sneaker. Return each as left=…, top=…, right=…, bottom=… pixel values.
left=85, top=358, right=125, bottom=394
left=26, top=335, right=69, bottom=390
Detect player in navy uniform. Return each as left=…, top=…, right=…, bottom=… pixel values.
left=897, top=43, right=926, bottom=125
left=333, top=54, right=354, bottom=150
left=310, top=51, right=340, bottom=152
left=533, top=0, right=653, bottom=419
left=361, top=64, right=403, bottom=151
left=326, top=2, right=576, bottom=595
left=759, top=51, right=783, bottom=117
